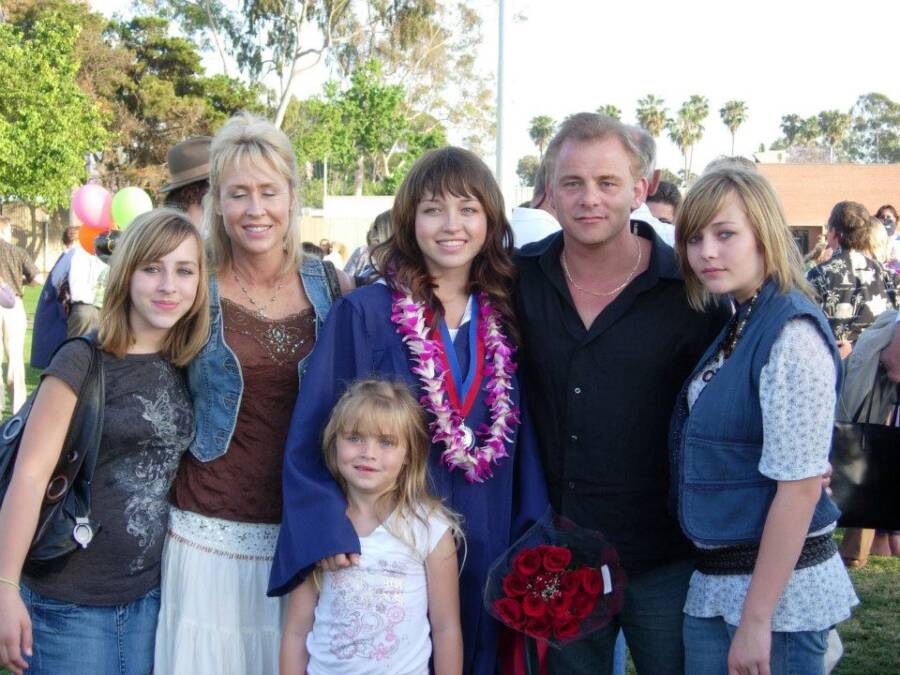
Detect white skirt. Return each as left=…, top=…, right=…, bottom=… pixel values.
left=154, top=507, right=284, bottom=675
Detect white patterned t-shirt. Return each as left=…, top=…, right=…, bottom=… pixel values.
left=307, top=508, right=451, bottom=675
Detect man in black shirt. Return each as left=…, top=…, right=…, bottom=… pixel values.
left=515, top=113, right=725, bottom=674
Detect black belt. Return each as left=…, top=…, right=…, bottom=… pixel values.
left=696, top=532, right=837, bottom=575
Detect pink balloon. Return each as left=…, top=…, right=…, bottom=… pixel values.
left=72, top=184, right=112, bottom=230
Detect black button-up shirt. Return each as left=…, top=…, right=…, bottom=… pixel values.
left=515, top=224, right=727, bottom=576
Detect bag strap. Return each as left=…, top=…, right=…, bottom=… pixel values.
left=322, top=260, right=342, bottom=302
left=40, top=337, right=104, bottom=509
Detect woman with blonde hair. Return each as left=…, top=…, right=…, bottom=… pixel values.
left=671, top=168, right=857, bottom=675
left=154, top=113, right=351, bottom=673
left=0, top=208, right=208, bottom=675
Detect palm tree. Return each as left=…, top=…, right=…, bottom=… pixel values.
left=685, top=95, right=709, bottom=172
left=596, top=104, right=621, bottom=120
left=666, top=114, right=692, bottom=185
left=636, top=94, right=667, bottom=138
left=528, top=115, right=556, bottom=159
left=719, top=100, right=748, bottom=155
left=818, top=110, right=852, bottom=162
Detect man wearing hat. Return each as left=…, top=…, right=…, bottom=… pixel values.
left=161, top=136, right=212, bottom=229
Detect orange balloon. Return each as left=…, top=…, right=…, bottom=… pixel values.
left=79, top=224, right=108, bottom=255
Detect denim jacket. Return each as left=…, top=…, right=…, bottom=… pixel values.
left=187, top=257, right=337, bottom=462
left=670, top=280, right=842, bottom=546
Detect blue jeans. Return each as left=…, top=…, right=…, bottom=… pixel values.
left=546, top=558, right=693, bottom=675
left=683, top=615, right=829, bottom=675
left=21, top=584, right=160, bottom=675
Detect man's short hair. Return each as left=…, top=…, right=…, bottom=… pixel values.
left=647, top=181, right=682, bottom=210
left=545, top=113, right=646, bottom=183
left=703, top=155, right=757, bottom=175
left=627, top=126, right=656, bottom=181
left=62, top=226, right=80, bottom=247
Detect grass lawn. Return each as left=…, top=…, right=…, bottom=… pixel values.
left=3, top=287, right=899, bottom=674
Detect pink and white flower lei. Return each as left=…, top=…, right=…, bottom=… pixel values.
left=390, top=287, right=520, bottom=483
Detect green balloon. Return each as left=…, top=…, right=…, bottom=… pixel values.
left=111, top=187, right=153, bottom=229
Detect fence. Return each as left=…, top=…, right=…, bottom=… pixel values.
left=0, top=202, right=70, bottom=273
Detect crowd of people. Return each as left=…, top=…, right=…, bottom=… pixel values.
left=0, top=110, right=898, bottom=675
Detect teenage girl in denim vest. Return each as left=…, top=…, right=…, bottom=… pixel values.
left=153, top=114, right=350, bottom=674
left=0, top=209, right=209, bottom=675
left=670, top=168, right=857, bottom=675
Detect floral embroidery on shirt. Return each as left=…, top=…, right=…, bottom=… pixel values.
left=327, top=559, right=407, bottom=661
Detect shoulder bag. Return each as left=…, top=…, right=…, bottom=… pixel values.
left=830, top=383, right=900, bottom=530
left=0, top=335, right=105, bottom=565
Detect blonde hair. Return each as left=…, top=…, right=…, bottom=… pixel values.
left=322, top=379, right=463, bottom=556
left=98, top=207, right=210, bottom=366
left=867, top=217, right=891, bottom=263
left=675, top=168, right=811, bottom=311
left=545, top=112, right=646, bottom=184
left=204, top=113, right=303, bottom=275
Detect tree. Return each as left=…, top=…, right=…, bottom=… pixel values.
left=330, top=1, right=494, bottom=154
left=636, top=94, right=667, bottom=138
left=0, top=13, right=106, bottom=210
left=847, top=93, right=900, bottom=163
left=529, top=115, right=555, bottom=159
left=719, top=100, right=747, bottom=155
left=596, top=105, right=621, bottom=121
left=818, top=110, right=851, bottom=162
left=283, top=60, right=446, bottom=198
left=516, top=155, right=540, bottom=187
left=667, top=96, right=708, bottom=182
left=137, top=0, right=360, bottom=128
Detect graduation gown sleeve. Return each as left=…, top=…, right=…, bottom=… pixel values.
left=268, top=295, right=370, bottom=596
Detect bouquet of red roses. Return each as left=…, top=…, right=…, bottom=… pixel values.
left=484, top=508, right=625, bottom=669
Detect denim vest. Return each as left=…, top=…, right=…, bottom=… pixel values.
left=670, top=280, right=842, bottom=546
left=187, top=257, right=337, bottom=462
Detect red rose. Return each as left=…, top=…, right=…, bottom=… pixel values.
left=541, top=546, right=573, bottom=573
left=553, top=616, right=581, bottom=641
left=570, top=593, right=596, bottom=619
left=547, top=591, right=573, bottom=618
left=512, top=548, right=542, bottom=577
left=579, top=566, right=604, bottom=597
left=493, top=597, right=525, bottom=629
left=502, top=572, right=528, bottom=598
left=560, top=570, right=581, bottom=597
left=522, top=593, right=547, bottom=618
left=524, top=615, right=552, bottom=639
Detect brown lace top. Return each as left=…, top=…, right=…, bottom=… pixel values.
left=172, top=298, right=316, bottom=523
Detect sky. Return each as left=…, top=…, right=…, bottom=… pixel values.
left=93, top=0, right=900, bottom=191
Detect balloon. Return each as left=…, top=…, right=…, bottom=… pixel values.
left=72, top=184, right=112, bottom=230
left=111, top=187, right=153, bottom=229
left=78, top=224, right=107, bottom=255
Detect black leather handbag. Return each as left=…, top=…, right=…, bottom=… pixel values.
left=830, top=384, right=900, bottom=530
left=0, top=336, right=105, bottom=565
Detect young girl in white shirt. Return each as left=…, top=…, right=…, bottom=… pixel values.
left=281, top=378, right=463, bottom=675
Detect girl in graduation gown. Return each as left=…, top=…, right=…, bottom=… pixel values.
left=269, top=147, right=548, bottom=675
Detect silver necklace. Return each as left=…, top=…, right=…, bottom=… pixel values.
left=561, top=238, right=643, bottom=298
left=233, top=269, right=285, bottom=320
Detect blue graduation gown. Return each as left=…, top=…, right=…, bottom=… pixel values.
left=270, top=283, right=548, bottom=675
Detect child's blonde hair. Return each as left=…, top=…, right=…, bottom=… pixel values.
left=322, top=378, right=463, bottom=557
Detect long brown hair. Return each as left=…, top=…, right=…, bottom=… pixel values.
left=98, top=208, right=210, bottom=366
left=371, top=147, right=520, bottom=344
